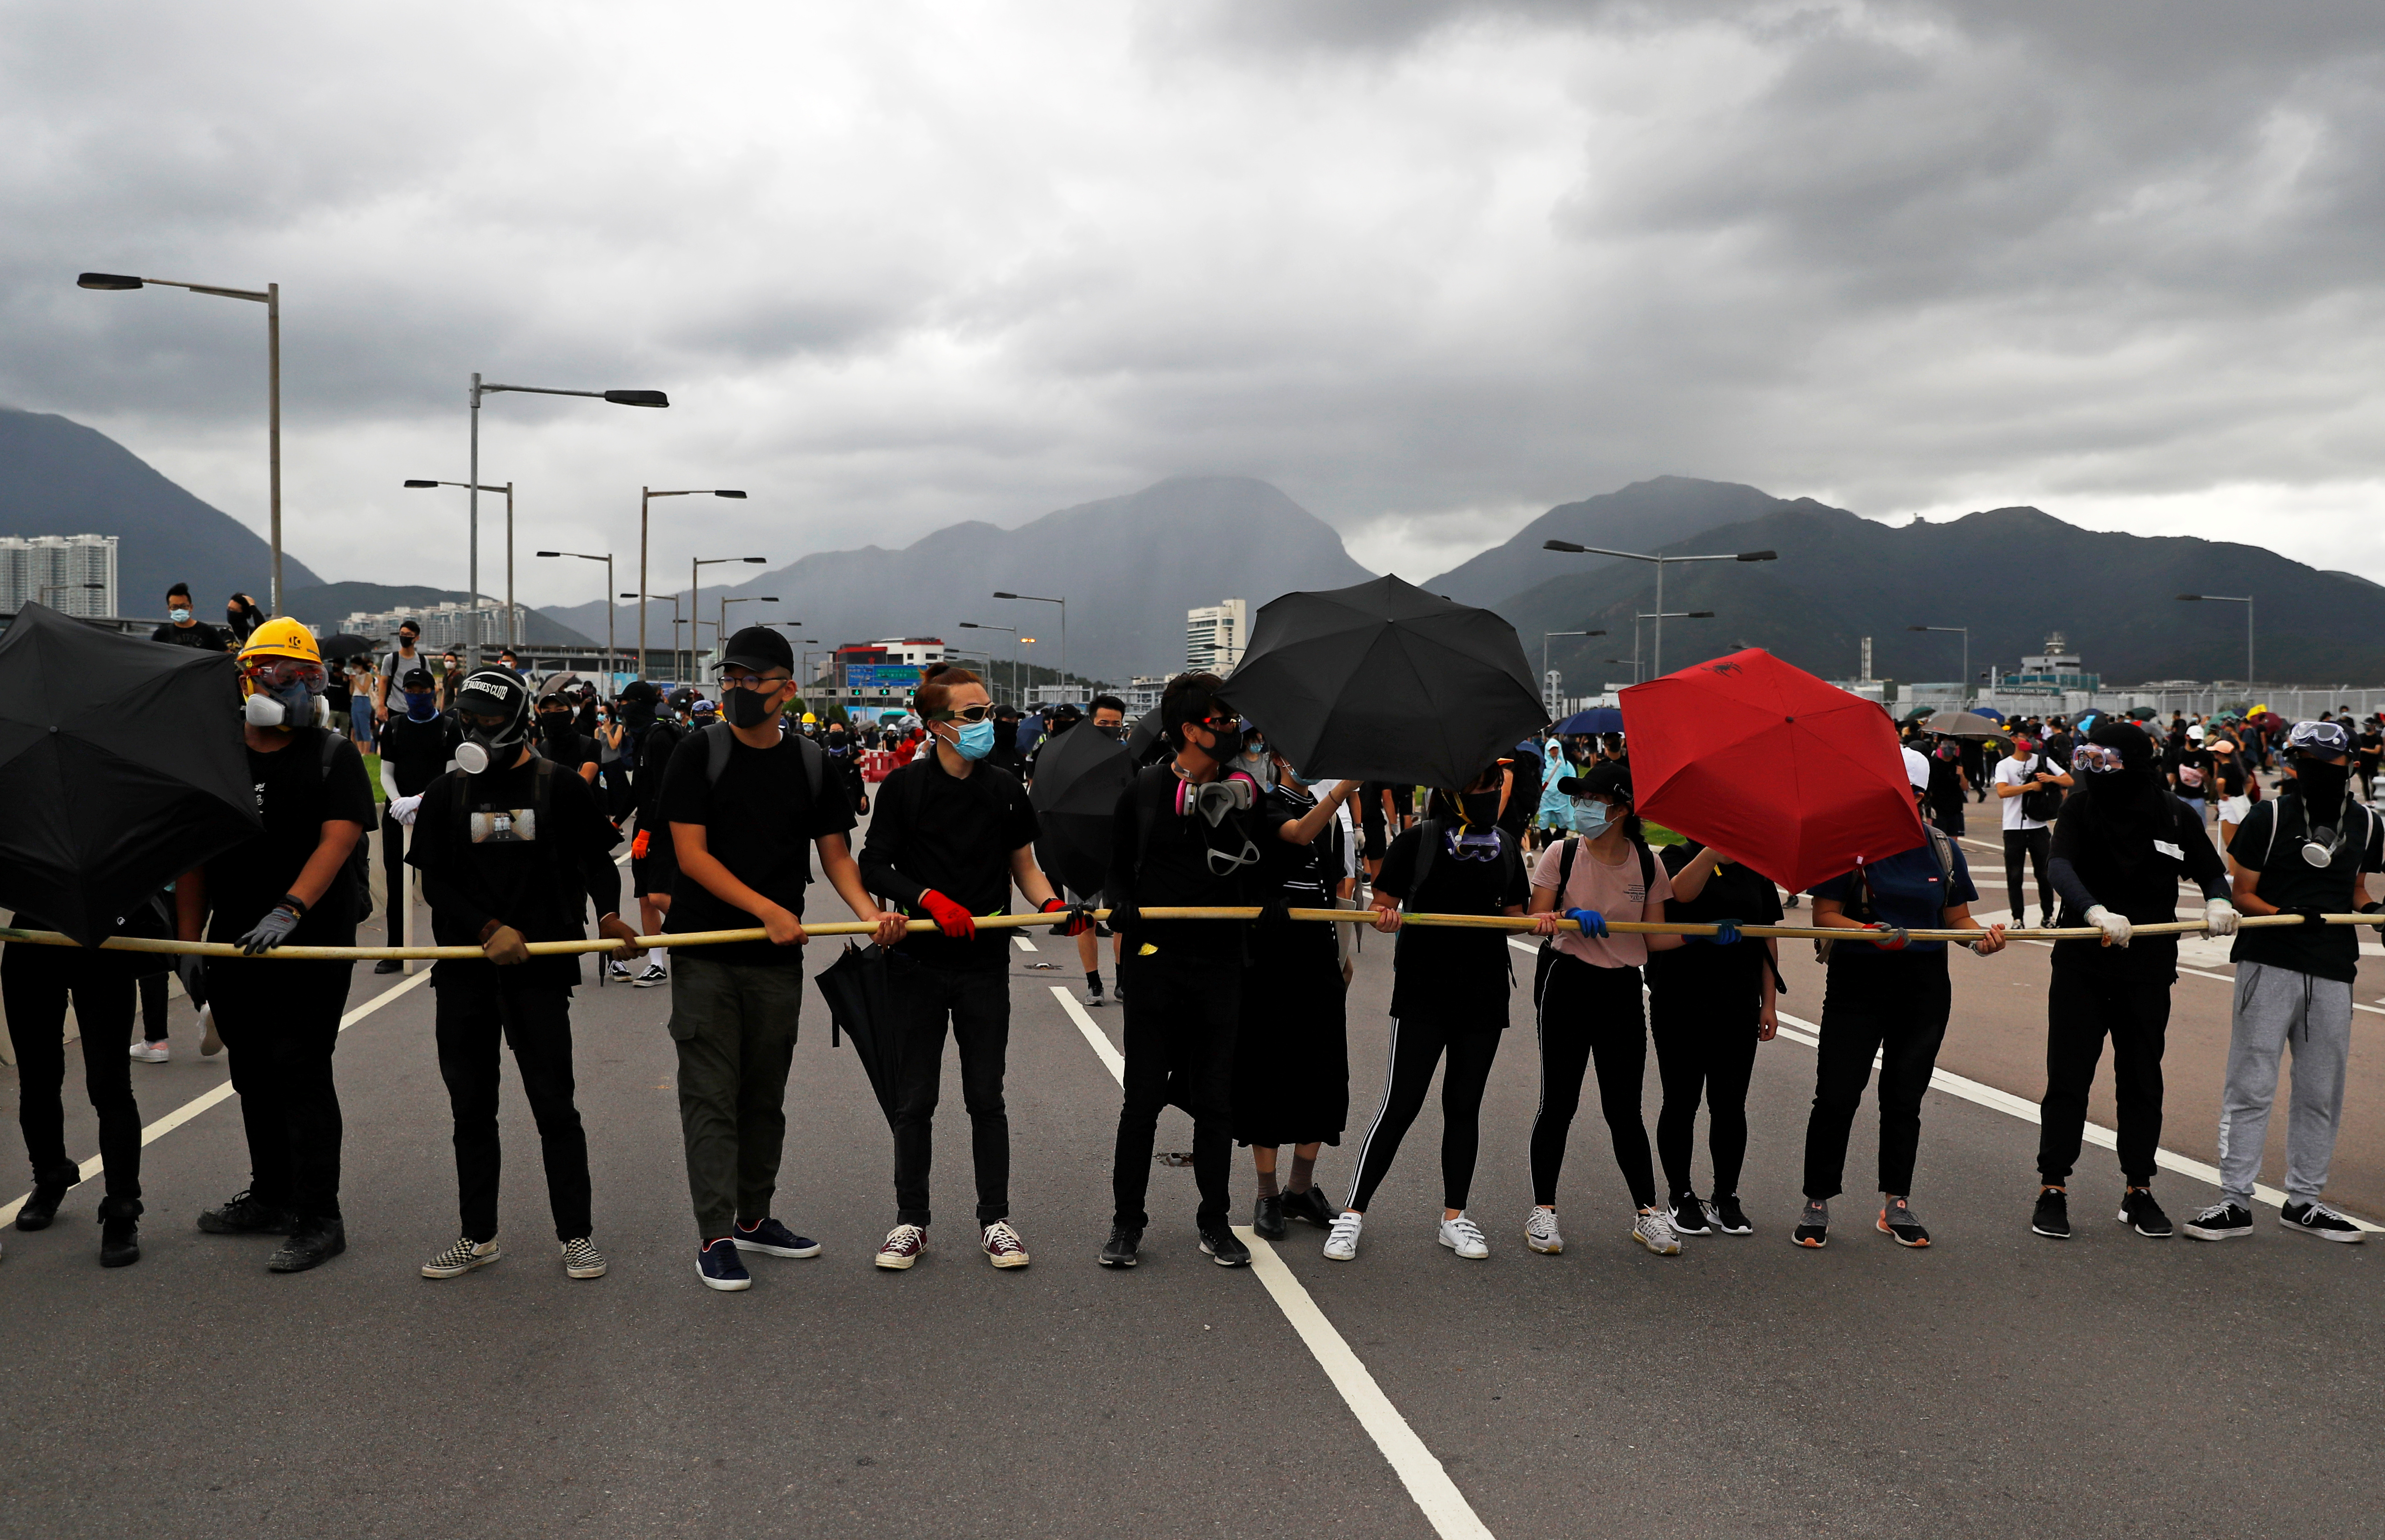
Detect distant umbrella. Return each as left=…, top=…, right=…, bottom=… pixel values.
left=812, top=942, right=900, bottom=1127
left=315, top=633, right=381, bottom=659
left=0, top=604, right=262, bottom=946
left=1923, top=710, right=2002, bottom=737
left=1219, top=575, right=1544, bottom=790
left=1554, top=707, right=1623, bottom=736
left=1029, top=715, right=1136, bottom=897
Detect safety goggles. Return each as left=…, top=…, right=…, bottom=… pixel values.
left=925, top=703, right=993, bottom=723
left=242, top=657, right=325, bottom=690
left=1445, top=826, right=1504, bottom=862
left=2070, top=743, right=2126, bottom=774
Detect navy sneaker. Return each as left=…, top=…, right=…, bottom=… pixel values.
left=697, top=1237, right=751, bottom=1291
left=733, top=1217, right=822, bottom=1258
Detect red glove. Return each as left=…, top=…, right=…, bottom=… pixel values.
left=919, top=889, right=976, bottom=939
left=1868, top=922, right=1909, bottom=952
left=631, top=829, right=651, bottom=859
left=1042, top=897, right=1093, bottom=936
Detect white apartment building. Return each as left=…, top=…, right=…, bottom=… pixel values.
left=0, top=534, right=118, bottom=619
left=334, top=600, right=531, bottom=651
left=1186, top=599, right=1247, bottom=674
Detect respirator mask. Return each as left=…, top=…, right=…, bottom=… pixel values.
left=240, top=658, right=326, bottom=729
left=1176, top=770, right=1262, bottom=874
left=451, top=670, right=531, bottom=775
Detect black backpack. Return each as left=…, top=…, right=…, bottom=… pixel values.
left=2018, top=753, right=2066, bottom=822
left=699, top=721, right=829, bottom=884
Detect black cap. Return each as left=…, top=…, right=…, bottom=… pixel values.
left=400, top=666, right=434, bottom=690
left=720, top=625, right=794, bottom=675
left=619, top=680, right=660, bottom=705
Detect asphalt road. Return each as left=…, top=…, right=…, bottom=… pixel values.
left=1, top=815, right=2380, bottom=1540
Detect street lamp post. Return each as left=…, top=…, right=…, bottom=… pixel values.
left=35, top=581, right=107, bottom=614
left=80, top=271, right=285, bottom=611
left=777, top=632, right=823, bottom=716
left=690, top=556, right=768, bottom=682
left=637, top=488, right=747, bottom=677
left=405, top=478, right=513, bottom=652
left=466, top=379, right=669, bottom=669
left=2177, top=594, right=2255, bottom=691
left=959, top=622, right=1020, bottom=708
left=720, top=596, right=782, bottom=658
left=992, top=591, right=1065, bottom=701
left=1541, top=540, right=1776, bottom=675
left=1540, top=629, right=1606, bottom=715
left=1905, top=625, right=1971, bottom=706
left=621, top=590, right=681, bottom=681
left=538, top=549, right=616, bottom=692
left=1626, top=611, right=1713, bottom=682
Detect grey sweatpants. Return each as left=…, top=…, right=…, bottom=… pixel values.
left=2217, top=960, right=2353, bottom=1208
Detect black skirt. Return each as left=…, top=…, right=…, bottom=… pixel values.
left=1232, top=921, right=1349, bottom=1146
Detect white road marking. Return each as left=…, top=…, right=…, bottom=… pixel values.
left=1015, top=935, right=1036, bottom=952
left=0, top=967, right=435, bottom=1227
left=1049, top=983, right=1495, bottom=1540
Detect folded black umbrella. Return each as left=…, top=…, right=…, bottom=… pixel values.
left=1220, top=574, right=1545, bottom=790
left=812, top=941, right=900, bottom=1127
left=0, top=604, right=263, bottom=946
left=1028, top=717, right=1135, bottom=898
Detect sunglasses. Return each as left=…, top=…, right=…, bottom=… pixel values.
left=928, top=704, right=993, bottom=723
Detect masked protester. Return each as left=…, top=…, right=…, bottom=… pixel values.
left=150, top=581, right=230, bottom=652
left=2031, top=723, right=2236, bottom=1242
left=174, top=618, right=374, bottom=1273
left=2186, top=719, right=2381, bottom=1244
left=1326, top=765, right=1522, bottom=1264
left=820, top=722, right=870, bottom=815
left=223, top=591, right=265, bottom=647
left=531, top=674, right=601, bottom=787
left=660, top=627, right=906, bottom=1291
left=857, top=664, right=1081, bottom=1272
left=373, top=666, right=454, bottom=973
left=619, top=680, right=681, bottom=987
left=403, top=669, right=639, bottom=1283
left=1798, top=747, right=2007, bottom=1251
left=1068, top=696, right=1136, bottom=1003
left=1098, top=673, right=1267, bottom=1270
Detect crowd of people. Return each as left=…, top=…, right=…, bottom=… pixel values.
left=6, top=604, right=2378, bottom=1287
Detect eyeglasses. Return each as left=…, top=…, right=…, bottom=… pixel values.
left=928, top=704, right=993, bottom=723
left=719, top=671, right=791, bottom=691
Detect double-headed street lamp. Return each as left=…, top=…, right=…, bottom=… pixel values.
left=1540, top=629, right=1607, bottom=713
left=1906, top=625, right=1971, bottom=705
left=79, top=271, right=285, bottom=610
left=638, top=488, right=746, bottom=673
left=405, top=478, right=514, bottom=647
left=992, top=591, right=1065, bottom=696
left=1623, top=611, right=1713, bottom=682
left=721, top=596, right=783, bottom=657
left=538, top=549, right=616, bottom=689
left=621, top=590, right=681, bottom=681
left=1541, top=540, right=1775, bottom=675
left=692, top=557, right=768, bottom=681
left=960, top=621, right=1022, bottom=707
left=2178, top=593, right=2255, bottom=690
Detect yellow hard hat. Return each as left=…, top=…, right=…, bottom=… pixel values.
left=237, top=616, right=322, bottom=666
left=802, top=712, right=817, bottom=724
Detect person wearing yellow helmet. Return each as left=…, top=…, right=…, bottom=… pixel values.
left=174, top=613, right=375, bottom=1274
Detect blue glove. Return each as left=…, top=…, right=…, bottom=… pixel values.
left=1565, top=907, right=1607, bottom=938
left=1708, top=918, right=1743, bottom=947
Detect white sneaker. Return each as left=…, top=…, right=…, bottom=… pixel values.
left=1437, top=1212, right=1489, bottom=1260
left=1323, top=1210, right=1363, bottom=1261
left=198, top=1006, right=222, bottom=1057
left=128, top=1040, right=168, bottom=1063
left=1632, top=1206, right=1683, bottom=1256
left=1524, top=1206, right=1564, bottom=1254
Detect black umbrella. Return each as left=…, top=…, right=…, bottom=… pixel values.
left=316, top=632, right=381, bottom=658
left=0, top=604, right=262, bottom=945
left=1220, top=574, right=1544, bottom=789
left=1029, top=715, right=1134, bottom=897
left=812, top=941, right=900, bottom=1126
left=1124, top=706, right=1162, bottom=762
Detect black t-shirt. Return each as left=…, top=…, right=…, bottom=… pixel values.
left=408, top=756, right=624, bottom=989
left=1106, top=763, right=1263, bottom=963
left=1645, top=844, right=1784, bottom=996
left=660, top=730, right=856, bottom=966
left=379, top=711, right=454, bottom=798
left=2050, top=792, right=2228, bottom=977
left=2171, top=747, right=2214, bottom=796
left=1375, top=823, right=1527, bottom=1020
left=533, top=727, right=600, bottom=780
left=1255, top=784, right=1343, bottom=906
left=2359, top=731, right=2383, bottom=772
left=150, top=620, right=230, bottom=652
left=635, top=720, right=685, bottom=827
left=2229, top=793, right=2384, bottom=982
left=859, top=754, right=1039, bottom=970
left=1925, top=752, right=1965, bottom=814
left=204, top=727, right=375, bottom=947
left=1359, top=781, right=1392, bottom=836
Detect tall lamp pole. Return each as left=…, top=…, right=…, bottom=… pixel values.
left=2178, top=594, right=2255, bottom=692
left=1627, top=611, right=1713, bottom=682
left=1905, top=625, right=1971, bottom=706
left=960, top=621, right=1020, bottom=708
left=637, top=488, right=746, bottom=678
left=79, top=271, right=284, bottom=611
left=404, top=478, right=512, bottom=651
left=992, top=591, right=1065, bottom=700
left=691, top=556, right=768, bottom=682
left=538, top=549, right=615, bottom=692
left=1542, top=540, right=1775, bottom=675
left=1540, top=629, right=1606, bottom=714
left=721, top=596, right=782, bottom=655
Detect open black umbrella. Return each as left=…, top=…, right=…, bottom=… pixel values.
left=1220, top=574, right=1545, bottom=789
left=316, top=633, right=381, bottom=659
left=1124, top=706, right=1163, bottom=762
left=1029, top=714, right=1134, bottom=897
left=812, top=941, right=900, bottom=1126
left=0, top=604, right=262, bottom=945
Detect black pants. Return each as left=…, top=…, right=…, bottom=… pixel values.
left=208, top=958, right=353, bottom=1224
left=2038, top=949, right=2171, bottom=1187
left=1802, top=953, right=1950, bottom=1200
left=2003, top=826, right=2053, bottom=927
left=1531, top=953, right=1657, bottom=1209
left=1649, top=973, right=1762, bottom=1200
left=381, top=810, right=409, bottom=947
left=889, top=957, right=1011, bottom=1228
left=1, top=944, right=142, bottom=1213
left=1345, top=1011, right=1503, bottom=1212
left=139, top=970, right=168, bottom=1044
left=433, top=980, right=592, bottom=1243
left=1110, top=952, right=1238, bottom=1231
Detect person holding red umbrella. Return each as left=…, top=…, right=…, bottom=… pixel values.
left=1797, top=746, right=2007, bottom=1249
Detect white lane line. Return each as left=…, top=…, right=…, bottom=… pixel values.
left=1015, top=935, right=1037, bottom=953
left=1048, top=984, right=1495, bottom=1540
left=0, top=968, right=435, bottom=1227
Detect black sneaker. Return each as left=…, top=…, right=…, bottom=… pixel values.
left=197, top=1189, right=297, bottom=1235
left=2031, top=1188, right=2071, bottom=1239
left=1199, top=1226, right=1252, bottom=1268
left=1281, top=1187, right=1338, bottom=1230
left=1098, top=1223, right=1142, bottom=1268
left=267, top=1218, right=347, bottom=1273
left=1708, top=1193, right=1753, bottom=1235
left=1253, top=1193, right=1288, bottom=1242
left=633, top=962, right=668, bottom=988
left=2184, top=1201, right=2253, bottom=1241
left=2280, top=1200, right=2366, bottom=1243
left=100, top=1213, right=140, bottom=1268
left=15, top=1173, right=70, bottom=1232
left=1877, top=1196, right=1931, bottom=1247
left=1669, top=1193, right=1712, bottom=1236
left=2118, top=1188, right=2172, bottom=1239
left=1793, top=1199, right=1828, bottom=1248
left=372, top=958, right=403, bottom=975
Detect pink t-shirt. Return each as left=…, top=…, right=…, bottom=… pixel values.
left=1531, top=839, right=1673, bottom=967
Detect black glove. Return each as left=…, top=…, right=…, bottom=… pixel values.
left=1257, top=899, right=1292, bottom=929
left=175, top=953, right=207, bottom=1007
left=2291, top=905, right=2332, bottom=928
left=1108, top=903, right=1142, bottom=937
left=2359, top=902, right=2384, bottom=916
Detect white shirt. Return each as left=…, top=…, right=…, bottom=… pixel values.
left=1993, top=754, right=2052, bottom=831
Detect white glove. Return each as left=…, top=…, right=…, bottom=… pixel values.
left=389, top=793, right=424, bottom=827
left=2085, top=904, right=2132, bottom=948
left=2204, top=898, right=2239, bottom=937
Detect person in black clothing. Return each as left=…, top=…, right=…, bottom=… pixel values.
left=821, top=722, right=871, bottom=816
left=1326, top=766, right=1527, bottom=1264
left=2029, top=722, right=2237, bottom=1242
left=150, top=583, right=230, bottom=652
left=985, top=707, right=1026, bottom=777
left=174, top=618, right=374, bottom=1273
left=1098, top=672, right=1267, bottom=1270
left=620, top=679, right=681, bottom=987
left=1501, top=736, right=1543, bottom=851
left=531, top=674, right=601, bottom=788
left=1357, top=780, right=1393, bottom=881
left=1924, top=737, right=1967, bottom=836
left=406, top=669, right=639, bottom=1282
left=858, top=664, right=1079, bottom=1272
left=223, top=592, right=265, bottom=647
left=1647, top=840, right=1783, bottom=1239
left=374, top=666, right=454, bottom=973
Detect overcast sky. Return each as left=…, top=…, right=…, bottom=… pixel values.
left=6, top=0, right=2382, bottom=607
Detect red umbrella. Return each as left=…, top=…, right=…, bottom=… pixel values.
left=1619, top=648, right=1925, bottom=893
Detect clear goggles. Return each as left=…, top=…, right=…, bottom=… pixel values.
left=243, top=657, right=326, bottom=692
left=2070, top=743, right=2127, bottom=774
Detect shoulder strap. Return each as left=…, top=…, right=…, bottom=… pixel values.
left=1412, top=818, right=1441, bottom=900
left=316, top=724, right=340, bottom=780
left=1635, top=837, right=1655, bottom=891
left=793, top=727, right=825, bottom=802
left=1925, top=823, right=1955, bottom=885
left=1556, top=832, right=1579, bottom=894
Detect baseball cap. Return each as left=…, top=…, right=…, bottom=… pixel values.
left=2287, top=719, right=2351, bottom=761
left=1901, top=746, right=1931, bottom=791
left=719, top=625, right=794, bottom=676
left=619, top=680, right=660, bottom=705
left=400, top=666, right=434, bottom=690
left=2187, top=724, right=2205, bottom=741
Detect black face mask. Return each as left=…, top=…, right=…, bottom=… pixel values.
left=622, top=702, right=655, bottom=729
left=2297, top=760, right=2351, bottom=815
left=1459, top=790, right=1501, bottom=827
left=538, top=713, right=575, bottom=744
left=722, top=687, right=773, bottom=731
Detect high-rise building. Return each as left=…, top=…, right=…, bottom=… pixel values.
left=335, top=600, right=528, bottom=651
left=0, top=534, right=119, bottom=619
left=1186, top=599, right=1247, bottom=674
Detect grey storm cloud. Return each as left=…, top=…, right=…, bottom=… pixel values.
left=2, top=0, right=2382, bottom=601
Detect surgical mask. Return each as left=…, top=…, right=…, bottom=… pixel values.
left=1574, top=799, right=1614, bottom=839
left=721, top=687, right=774, bottom=731
left=169, top=607, right=191, bottom=623
left=1235, top=748, right=1272, bottom=781
left=951, top=719, right=996, bottom=760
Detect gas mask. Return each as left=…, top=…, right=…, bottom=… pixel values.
left=2295, top=760, right=2353, bottom=867
left=451, top=669, right=531, bottom=775
left=240, top=657, right=327, bottom=730
left=1176, top=770, right=1261, bottom=874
